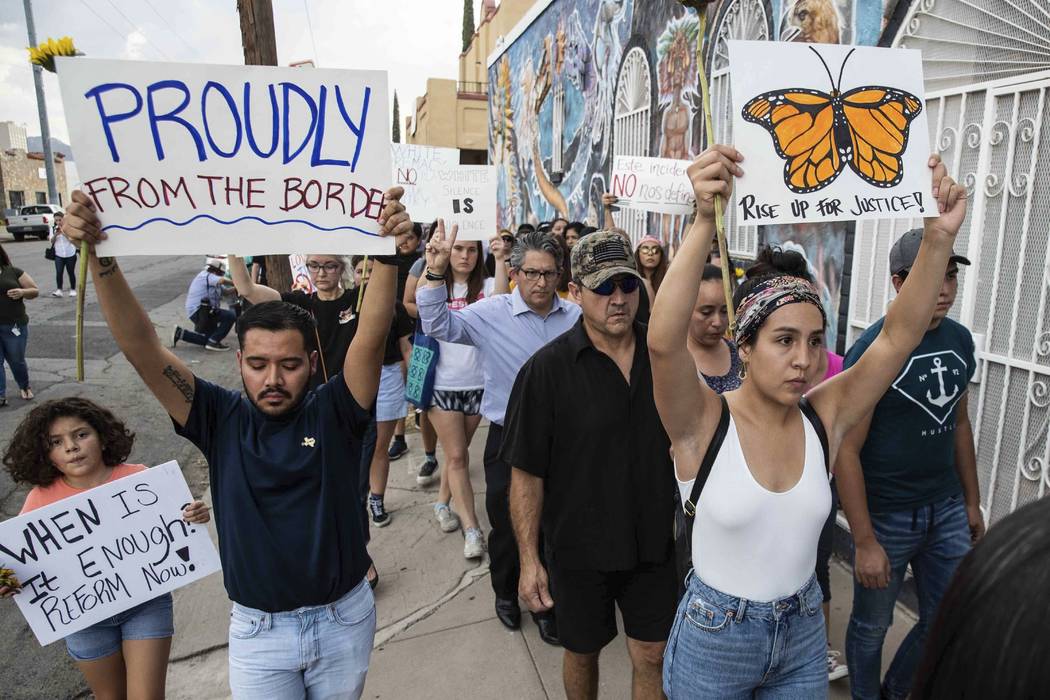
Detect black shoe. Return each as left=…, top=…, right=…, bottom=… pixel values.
left=387, top=439, right=409, bottom=461
left=171, top=326, right=183, bottom=348
left=495, top=597, right=521, bottom=630
left=533, top=612, right=560, bottom=646
left=416, top=458, right=439, bottom=485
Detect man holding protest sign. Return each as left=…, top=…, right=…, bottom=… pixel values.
left=61, top=184, right=414, bottom=698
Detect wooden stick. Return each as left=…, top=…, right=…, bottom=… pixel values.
left=75, top=240, right=88, bottom=381
left=694, top=10, right=737, bottom=330
left=355, top=255, right=370, bottom=313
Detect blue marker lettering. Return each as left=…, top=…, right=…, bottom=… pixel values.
left=310, top=86, right=350, bottom=168
left=244, top=82, right=279, bottom=158
left=281, top=82, right=318, bottom=165
left=201, top=81, right=242, bottom=158
left=83, top=83, right=143, bottom=163
left=146, top=80, right=206, bottom=161
left=335, top=85, right=371, bottom=172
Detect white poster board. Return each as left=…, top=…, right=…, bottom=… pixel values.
left=0, top=462, right=221, bottom=645
left=57, top=57, right=392, bottom=255
left=610, top=156, right=694, bottom=216
left=437, top=165, right=497, bottom=241
left=728, top=41, right=931, bottom=226
left=391, top=144, right=460, bottom=222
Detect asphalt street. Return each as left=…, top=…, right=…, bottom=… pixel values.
left=0, top=231, right=237, bottom=699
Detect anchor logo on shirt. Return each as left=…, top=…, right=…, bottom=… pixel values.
left=892, top=350, right=969, bottom=425
left=926, top=357, right=959, bottom=408
left=302, top=437, right=316, bottom=448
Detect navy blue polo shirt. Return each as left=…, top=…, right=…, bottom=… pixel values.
left=175, top=373, right=371, bottom=612
left=844, top=317, right=976, bottom=513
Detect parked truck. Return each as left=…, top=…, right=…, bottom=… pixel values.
left=5, top=203, right=64, bottom=241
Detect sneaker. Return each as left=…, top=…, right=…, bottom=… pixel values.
left=369, top=495, right=391, bottom=527
left=463, top=527, right=485, bottom=559
left=50, top=289, right=63, bottom=297
left=387, top=439, right=409, bottom=461
left=171, top=326, right=183, bottom=348
left=434, top=503, right=460, bottom=533
left=205, top=341, right=230, bottom=352
left=827, top=649, right=849, bottom=681
left=416, top=458, right=439, bottom=485
left=68, top=289, right=77, bottom=297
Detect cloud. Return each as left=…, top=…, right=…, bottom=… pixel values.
left=122, top=31, right=148, bottom=60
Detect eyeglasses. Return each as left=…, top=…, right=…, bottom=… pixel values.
left=307, top=262, right=342, bottom=274
left=638, top=246, right=662, bottom=255
left=520, top=268, right=559, bottom=281
left=591, top=276, right=641, bottom=296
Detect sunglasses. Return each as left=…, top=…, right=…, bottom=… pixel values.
left=638, top=246, right=662, bottom=255
left=591, top=276, right=641, bottom=296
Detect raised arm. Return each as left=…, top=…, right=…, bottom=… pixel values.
left=343, top=188, right=413, bottom=409
left=809, top=156, right=967, bottom=446
left=415, top=220, right=482, bottom=345
left=601, top=193, right=618, bottom=230
left=488, top=233, right=511, bottom=295
left=649, top=145, right=742, bottom=481
left=62, top=190, right=196, bottom=426
left=228, top=254, right=280, bottom=304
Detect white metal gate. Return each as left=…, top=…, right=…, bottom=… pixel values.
left=614, top=46, right=652, bottom=244
left=848, top=66, right=1050, bottom=525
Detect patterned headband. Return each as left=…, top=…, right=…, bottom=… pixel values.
left=734, top=276, right=827, bottom=346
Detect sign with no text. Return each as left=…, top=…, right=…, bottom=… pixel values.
left=0, top=462, right=221, bottom=645
left=57, top=57, right=393, bottom=255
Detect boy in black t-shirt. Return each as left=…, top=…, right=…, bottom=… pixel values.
left=62, top=186, right=414, bottom=698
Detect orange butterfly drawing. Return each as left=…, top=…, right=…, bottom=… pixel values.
left=742, top=47, right=923, bottom=194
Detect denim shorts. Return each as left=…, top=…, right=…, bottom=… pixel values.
left=376, top=362, right=407, bottom=422
left=663, top=573, right=827, bottom=699
left=65, top=592, right=174, bottom=661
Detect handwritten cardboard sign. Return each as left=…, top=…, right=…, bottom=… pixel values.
left=0, top=462, right=220, bottom=645
left=438, top=165, right=497, bottom=241
left=56, top=57, right=393, bottom=255
left=728, top=41, right=931, bottom=226
left=610, top=156, right=695, bottom=216
left=391, top=144, right=460, bottom=222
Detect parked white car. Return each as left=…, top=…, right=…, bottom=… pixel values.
left=6, top=203, right=64, bottom=241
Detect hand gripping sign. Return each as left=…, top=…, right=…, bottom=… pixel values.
left=0, top=462, right=220, bottom=645
left=57, top=57, right=393, bottom=255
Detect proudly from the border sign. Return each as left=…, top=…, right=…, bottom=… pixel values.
left=0, top=462, right=221, bottom=646
left=57, top=58, right=393, bottom=255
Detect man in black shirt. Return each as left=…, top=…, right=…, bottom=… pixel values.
left=502, top=231, right=677, bottom=700
left=62, top=186, right=413, bottom=698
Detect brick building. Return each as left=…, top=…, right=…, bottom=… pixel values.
left=0, top=148, right=69, bottom=211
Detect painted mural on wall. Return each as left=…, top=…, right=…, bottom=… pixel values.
left=489, top=0, right=898, bottom=338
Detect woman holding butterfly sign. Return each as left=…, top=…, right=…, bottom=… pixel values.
left=648, top=144, right=966, bottom=698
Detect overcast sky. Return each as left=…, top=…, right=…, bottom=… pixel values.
left=0, top=0, right=477, bottom=146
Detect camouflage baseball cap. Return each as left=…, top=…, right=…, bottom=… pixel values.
left=571, top=230, right=643, bottom=290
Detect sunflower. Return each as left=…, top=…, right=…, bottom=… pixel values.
left=28, top=36, right=79, bottom=73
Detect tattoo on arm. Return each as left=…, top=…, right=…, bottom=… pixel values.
left=98, top=257, right=118, bottom=278
left=162, top=365, right=194, bottom=403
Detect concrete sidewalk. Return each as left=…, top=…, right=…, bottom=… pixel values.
left=166, top=422, right=912, bottom=699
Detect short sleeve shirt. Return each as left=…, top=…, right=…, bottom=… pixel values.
left=21, top=464, right=147, bottom=514
left=500, top=319, right=674, bottom=571
left=174, top=374, right=372, bottom=612
left=0, top=266, right=28, bottom=326
left=844, top=317, right=976, bottom=512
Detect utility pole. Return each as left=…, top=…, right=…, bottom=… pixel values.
left=23, top=0, right=59, bottom=205
left=237, top=0, right=293, bottom=293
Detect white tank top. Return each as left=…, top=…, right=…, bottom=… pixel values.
left=676, top=409, right=832, bottom=602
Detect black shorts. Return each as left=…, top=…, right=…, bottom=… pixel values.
left=548, top=555, right=678, bottom=654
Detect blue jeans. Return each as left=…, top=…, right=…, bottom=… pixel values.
left=663, top=573, right=827, bottom=699
left=845, top=494, right=972, bottom=699
left=0, top=323, right=30, bottom=396
left=227, top=578, right=376, bottom=699
left=182, top=307, right=236, bottom=346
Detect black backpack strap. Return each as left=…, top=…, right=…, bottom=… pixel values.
left=684, top=396, right=731, bottom=523
left=799, top=396, right=830, bottom=473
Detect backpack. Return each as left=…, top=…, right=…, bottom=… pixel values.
left=672, top=396, right=830, bottom=594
